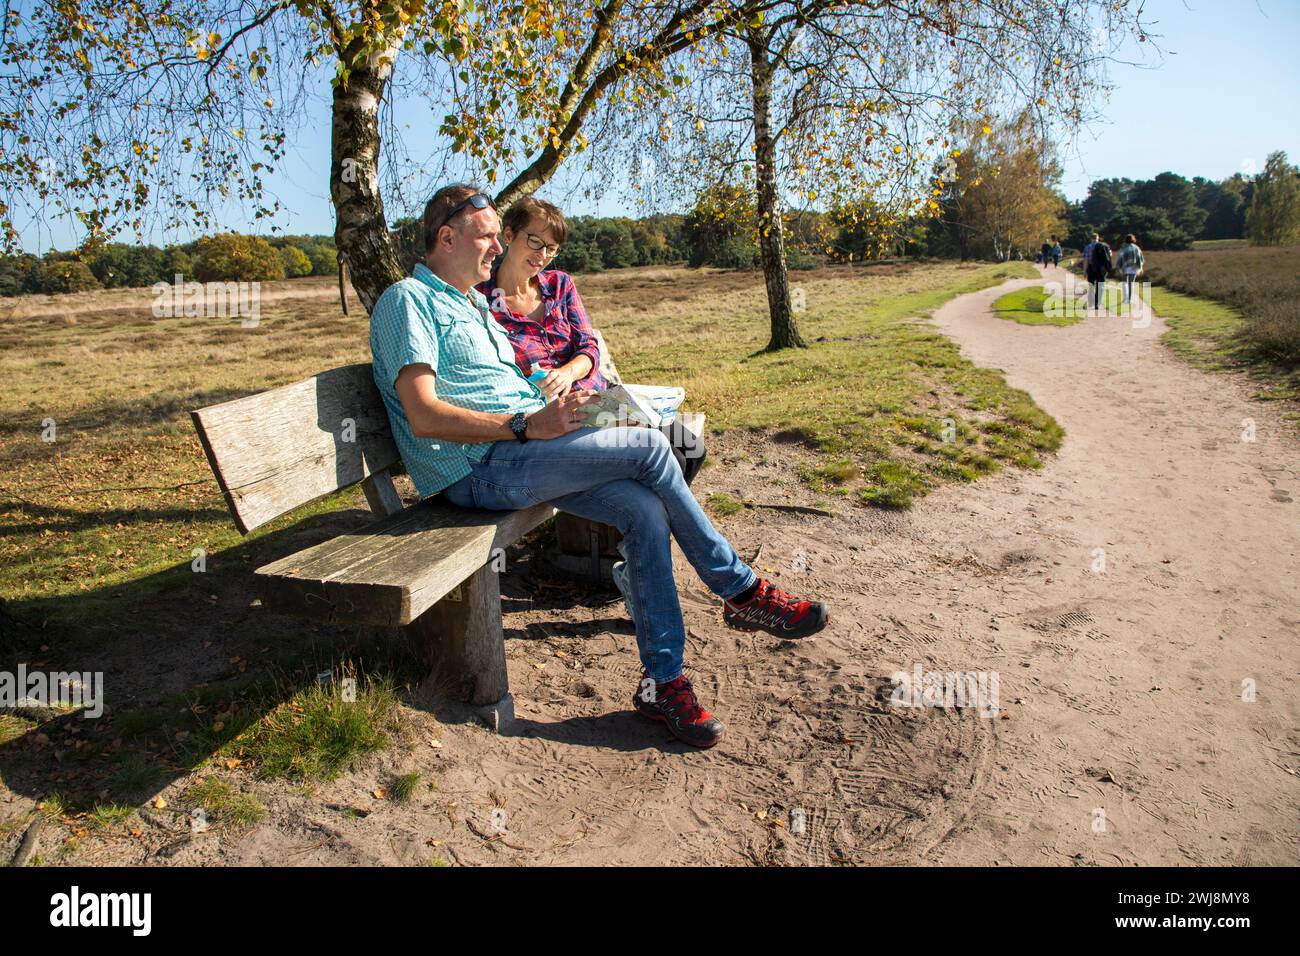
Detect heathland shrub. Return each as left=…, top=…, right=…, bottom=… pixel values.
left=1145, top=244, right=1300, bottom=363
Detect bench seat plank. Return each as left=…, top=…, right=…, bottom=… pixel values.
left=256, top=499, right=556, bottom=627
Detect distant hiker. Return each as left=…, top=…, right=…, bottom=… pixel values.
left=1041, top=240, right=1052, bottom=268
left=1115, top=234, right=1144, bottom=304
left=1083, top=232, right=1112, bottom=311
left=1051, top=238, right=1062, bottom=268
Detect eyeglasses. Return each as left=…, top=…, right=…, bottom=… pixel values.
left=524, top=232, right=561, bottom=259
left=434, top=192, right=496, bottom=236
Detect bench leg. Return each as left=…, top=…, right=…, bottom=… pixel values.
left=404, top=564, right=514, bottom=733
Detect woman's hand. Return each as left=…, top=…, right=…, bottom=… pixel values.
left=537, top=365, right=577, bottom=402
left=524, top=390, right=601, bottom=439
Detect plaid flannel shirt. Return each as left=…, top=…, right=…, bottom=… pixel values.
left=475, top=268, right=608, bottom=391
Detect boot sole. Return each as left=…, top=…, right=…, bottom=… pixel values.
left=634, top=708, right=724, bottom=748
left=723, top=606, right=829, bottom=639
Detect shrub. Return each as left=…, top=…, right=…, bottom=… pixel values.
left=278, top=244, right=313, bottom=278
left=36, top=258, right=102, bottom=293
left=88, top=243, right=165, bottom=288
left=193, top=233, right=286, bottom=283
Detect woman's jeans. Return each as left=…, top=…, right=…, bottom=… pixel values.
left=440, top=425, right=756, bottom=682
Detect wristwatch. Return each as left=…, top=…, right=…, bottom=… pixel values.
left=509, top=412, right=529, bottom=443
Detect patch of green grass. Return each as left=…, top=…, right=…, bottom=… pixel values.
left=389, top=771, right=421, bottom=804
left=860, top=461, right=928, bottom=509
left=230, top=674, right=401, bottom=782
left=1154, top=287, right=1300, bottom=413
left=608, top=260, right=1056, bottom=509
left=183, top=776, right=266, bottom=831
left=109, top=752, right=165, bottom=796
left=0, top=713, right=34, bottom=745
left=991, top=286, right=1081, bottom=326
left=801, top=458, right=859, bottom=490
left=706, top=492, right=744, bottom=516
left=86, top=802, right=134, bottom=829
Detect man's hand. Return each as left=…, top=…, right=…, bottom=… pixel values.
left=525, top=389, right=601, bottom=439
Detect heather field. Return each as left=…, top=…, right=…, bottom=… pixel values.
left=1144, top=244, right=1300, bottom=365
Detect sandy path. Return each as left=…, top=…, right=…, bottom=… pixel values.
left=88, top=269, right=1294, bottom=867
left=912, top=268, right=1299, bottom=864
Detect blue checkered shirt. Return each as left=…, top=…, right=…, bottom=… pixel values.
left=370, top=263, right=545, bottom=496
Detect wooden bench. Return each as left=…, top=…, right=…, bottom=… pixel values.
left=191, top=339, right=704, bottom=733
left=191, top=363, right=551, bottom=732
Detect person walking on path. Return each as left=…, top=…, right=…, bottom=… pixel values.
left=1051, top=237, right=1062, bottom=268
left=1115, top=234, right=1145, bottom=305
left=1083, top=232, right=1112, bottom=312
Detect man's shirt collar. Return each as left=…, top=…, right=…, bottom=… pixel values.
left=413, top=262, right=487, bottom=307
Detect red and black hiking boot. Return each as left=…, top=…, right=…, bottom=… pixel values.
left=632, top=672, right=725, bottom=748
left=723, top=578, right=829, bottom=639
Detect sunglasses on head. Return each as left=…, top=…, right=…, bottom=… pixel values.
left=434, top=192, right=496, bottom=236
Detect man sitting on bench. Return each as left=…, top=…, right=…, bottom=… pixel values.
left=369, top=183, right=830, bottom=748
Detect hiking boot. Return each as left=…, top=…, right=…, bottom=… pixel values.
left=632, top=672, right=724, bottom=748
left=723, top=578, right=829, bottom=639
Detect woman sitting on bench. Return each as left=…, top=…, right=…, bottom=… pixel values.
left=475, top=196, right=704, bottom=485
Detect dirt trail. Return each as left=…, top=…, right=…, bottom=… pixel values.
left=916, top=268, right=1299, bottom=864
left=46, top=269, right=1294, bottom=867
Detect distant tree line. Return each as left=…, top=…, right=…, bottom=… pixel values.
left=6, top=149, right=1294, bottom=298
left=1055, top=150, right=1299, bottom=251
left=0, top=233, right=338, bottom=297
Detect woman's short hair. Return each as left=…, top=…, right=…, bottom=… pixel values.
left=1126, top=234, right=1137, bottom=245
left=501, top=196, right=568, bottom=246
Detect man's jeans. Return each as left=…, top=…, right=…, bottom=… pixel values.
left=440, top=426, right=756, bottom=682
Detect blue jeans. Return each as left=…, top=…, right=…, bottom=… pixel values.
left=440, top=426, right=756, bottom=682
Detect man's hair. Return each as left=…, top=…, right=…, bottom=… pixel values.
left=423, top=183, right=489, bottom=253
left=501, top=196, right=568, bottom=246
left=1126, top=234, right=1137, bottom=245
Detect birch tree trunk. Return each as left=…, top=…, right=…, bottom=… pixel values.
left=748, top=27, right=805, bottom=351
left=331, top=41, right=405, bottom=315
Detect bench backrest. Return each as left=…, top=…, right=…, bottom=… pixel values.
left=191, top=363, right=400, bottom=535
left=192, top=328, right=622, bottom=536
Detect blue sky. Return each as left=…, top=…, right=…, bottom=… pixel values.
left=1055, top=0, right=1300, bottom=199
left=19, top=0, right=1300, bottom=250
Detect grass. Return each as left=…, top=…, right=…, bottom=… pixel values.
left=389, top=771, right=422, bottom=803
left=1152, top=286, right=1300, bottom=419
left=230, top=673, right=402, bottom=782
left=183, top=776, right=266, bottom=831
left=706, top=492, right=744, bottom=516
left=598, top=259, right=1057, bottom=509
left=86, top=802, right=134, bottom=829
left=991, top=286, right=1082, bottom=327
